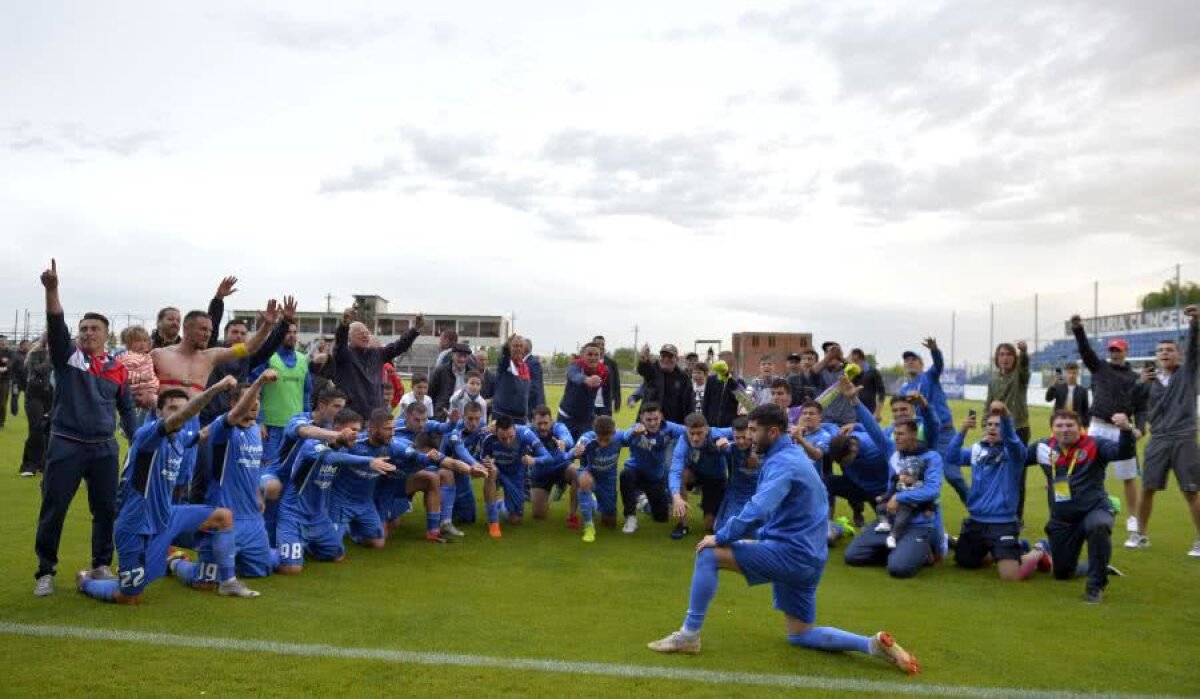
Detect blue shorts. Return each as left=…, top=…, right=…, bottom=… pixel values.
left=115, top=504, right=215, bottom=597
left=196, top=514, right=274, bottom=579
left=262, top=425, right=287, bottom=466
left=453, top=471, right=477, bottom=523
left=531, top=462, right=574, bottom=491
left=276, top=509, right=344, bottom=567
left=731, top=539, right=824, bottom=624
left=580, top=468, right=618, bottom=516
left=332, top=494, right=387, bottom=541
left=497, top=468, right=527, bottom=517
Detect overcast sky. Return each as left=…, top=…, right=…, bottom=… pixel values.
left=3, top=1, right=1198, bottom=364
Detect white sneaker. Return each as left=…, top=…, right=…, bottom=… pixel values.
left=875, top=521, right=892, bottom=533
left=1126, top=515, right=1138, bottom=533
left=1124, top=532, right=1150, bottom=549
left=33, top=574, right=54, bottom=597
left=91, top=565, right=116, bottom=580
left=886, top=534, right=897, bottom=549
left=623, top=515, right=638, bottom=534
left=440, top=522, right=466, bottom=538
left=1188, top=540, right=1200, bottom=558
left=636, top=492, right=650, bottom=515
left=647, top=630, right=701, bottom=654
left=217, top=578, right=260, bottom=598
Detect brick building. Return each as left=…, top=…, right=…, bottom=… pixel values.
left=731, top=332, right=813, bottom=377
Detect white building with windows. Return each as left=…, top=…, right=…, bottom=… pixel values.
left=233, top=294, right=511, bottom=373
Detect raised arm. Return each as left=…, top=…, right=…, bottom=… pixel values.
left=926, top=337, right=944, bottom=380
left=381, top=314, right=423, bottom=361
left=40, top=260, right=71, bottom=370
left=229, top=369, right=277, bottom=424
left=1070, top=315, right=1102, bottom=373
left=164, top=375, right=238, bottom=434
left=334, top=308, right=353, bottom=365
left=1185, top=306, right=1200, bottom=376
left=1017, top=341, right=1031, bottom=388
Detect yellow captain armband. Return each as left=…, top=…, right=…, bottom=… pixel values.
left=231, top=342, right=249, bottom=359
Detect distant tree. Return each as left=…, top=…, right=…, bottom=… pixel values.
left=552, top=352, right=571, bottom=369
left=612, top=347, right=636, bottom=371
left=1140, top=280, right=1200, bottom=310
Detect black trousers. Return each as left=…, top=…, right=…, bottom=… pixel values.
left=0, top=380, right=10, bottom=426
left=20, top=392, right=51, bottom=474
left=829, top=475, right=881, bottom=518
left=34, top=437, right=120, bottom=578
left=1015, top=426, right=1031, bottom=520
left=619, top=469, right=670, bottom=520
left=1046, top=507, right=1113, bottom=592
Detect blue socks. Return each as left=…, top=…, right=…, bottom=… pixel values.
left=788, top=627, right=871, bottom=654
left=580, top=491, right=595, bottom=524
left=82, top=578, right=120, bottom=602
left=212, top=529, right=236, bottom=582
left=683, top=547, right=719, bottom=633
left=486, top=500, right=500, bottom=524
left=440, top=485, right=456, bottom=525
left=426, top=512, right=440, bottom=533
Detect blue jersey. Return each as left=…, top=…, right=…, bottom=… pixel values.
left=716, top=436, right=828, bottom=566
left=394, top=418, right=454, bottom=443
left=897, top=347, right=952, bottom=429
left=271, top=411, right=322, bottom=475
left=331, top=435, right=391, bottom=502
left=175, top=416, right=202, bottom=494
left=533, top=422, right=575, bottom=469
left=843, top=403, right=893, bottom=495
left=118, top=419, right=198, bottom=535
left=442, top=425, right=486, bottom=465
left=575, top=431, right=628, bottom=475
left=204, top=415, right=265, bottom=518
left=947, top=415, right=1025, bottom=523
left=623, top=421, right=686, bottom=480
left=388, top=436, right=438, bottom=476
left=721, top=444, right=761, bottom=503
left=479, top=426, right=552, bottom=475
left=283, top=439, right=375, bottom=520
left=669, top=427, right=733, bottom=492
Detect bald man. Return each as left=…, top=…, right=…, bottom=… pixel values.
left=333, top=307, right=423, bottom=413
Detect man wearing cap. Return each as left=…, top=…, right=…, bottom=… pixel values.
left=638, top=343, right=694, bottom=424
left=1071, top=315, right=1147, bottom=535
left=430, top=342, right=472, bottom=420
left=897, top=339, right=960, bottom=492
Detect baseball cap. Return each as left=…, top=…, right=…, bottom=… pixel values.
left=659, top=344, right=678, bottom=356
left=786, top=352, right=803, bottom=361
left=1107, top=338, right=1128, bottom=352
left=451, top=342, right=472, bottom=354
left=902, top=350, right=920, bottom=361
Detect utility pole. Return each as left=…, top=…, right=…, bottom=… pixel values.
left=325, top=293, right=333, bottom=313
left=1093, top=281, right=1099, bottom=323
left=950, top=310, right=956, bottom=367
left=1175, top=263, right=1183, bottom=340
left=632, top=324, right=639, bottom=351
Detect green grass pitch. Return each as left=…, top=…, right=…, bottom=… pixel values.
left=0, top=385, right=1196, bottom=697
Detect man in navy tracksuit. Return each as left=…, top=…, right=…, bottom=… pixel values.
left=557, top=343, right=606, bottom=439
left=946, top=402, right=1051, bottom=580
left=33, top=259, right=137, bottom=597
left=898, top=338, right=964, bottom=503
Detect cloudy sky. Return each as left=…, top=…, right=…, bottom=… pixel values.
left=3, top=0, right=1198, bottom=364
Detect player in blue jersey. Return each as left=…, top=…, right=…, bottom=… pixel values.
left=530, top=405, right=579, bottom=525
left=330, top=408, right=398, bottom=548
left=572, top=416, right=629, bottom=542
left=77, top=378, right=261, bottom=602
left=668, top=413, right=733, bottom=539
left=276, top=409, right=395, bottom=573
left=384, top=402, right=457, bottom=534
left=714, top=417, right=761, bottom=532
left=385, top=402, right=478, bottom=541
left=442, top=401, right=497, bottom=530
left=176, top=370, right=279, bottom=586
left=619, top=402, right=687, bottom=534
left=646, top=404, right=919, bottom=675
left=479, top=414, right=553, bottom=528
left=260, top=388, right=353, bottom=547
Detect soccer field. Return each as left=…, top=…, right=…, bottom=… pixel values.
left=0, top=387, right=1196, bottom=697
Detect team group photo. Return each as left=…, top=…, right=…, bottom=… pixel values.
left=2, top=1, right=1197, bottom=697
